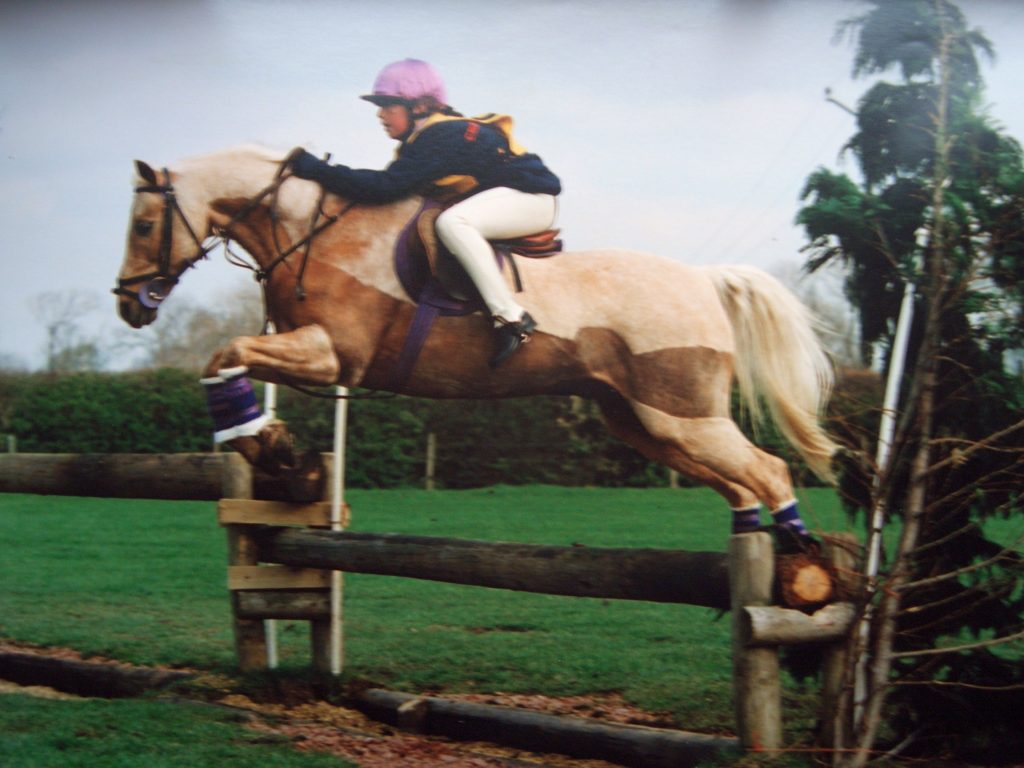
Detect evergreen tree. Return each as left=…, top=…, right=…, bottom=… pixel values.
left=798, top=2, right=1024, bottom=763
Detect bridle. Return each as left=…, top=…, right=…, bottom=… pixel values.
left=113, top=157, right=355, bottom=311
left=112, top=155, right=397, bottom=402
left=113, top=168, right=217, bottom=309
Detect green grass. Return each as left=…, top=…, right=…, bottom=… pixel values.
left=0, top=694, right=353, bottom=768
left=0, top=486, right=849, bottom=736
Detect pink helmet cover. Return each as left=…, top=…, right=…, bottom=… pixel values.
left=362, top=59, right=448, bottom=106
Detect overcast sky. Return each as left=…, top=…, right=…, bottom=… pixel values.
left=2, top=0, right=1023, bottom=370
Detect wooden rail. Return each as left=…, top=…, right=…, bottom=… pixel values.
left=0, top=452, right=329, bottom=500
left=254, top=526, right=733, bottom=609
left=0, top=453, right=228, bottom=499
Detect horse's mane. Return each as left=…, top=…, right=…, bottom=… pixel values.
left=169, top=143, right=323, bottom=223
left=175, top=143, right=285, bottom=189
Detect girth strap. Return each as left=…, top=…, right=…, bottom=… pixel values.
left=391, top=200, right=563, bottom=388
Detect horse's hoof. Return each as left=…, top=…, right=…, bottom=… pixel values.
left=254, top=420, right=297, bottom=476
left=765, top=523, right=823, bottom=557
left=285, top=449, right=327, bottom=503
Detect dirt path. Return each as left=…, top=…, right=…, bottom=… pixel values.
left=0, top=641, right=676, bottom=768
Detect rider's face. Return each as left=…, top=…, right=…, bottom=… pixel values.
left=378, top=104, right=411, bottom=140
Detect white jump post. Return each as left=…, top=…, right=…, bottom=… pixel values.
left=329, top=385, right=349, bottom=675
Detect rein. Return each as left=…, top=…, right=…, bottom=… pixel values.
left=114, top=157, right=354, bottom=310
left=116, top=157, right=391, bottom=402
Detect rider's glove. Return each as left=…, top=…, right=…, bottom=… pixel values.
left=287, top=149, right=323, bottom=180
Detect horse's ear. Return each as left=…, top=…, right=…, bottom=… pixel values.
left=135, top=160, right=158, bottom=185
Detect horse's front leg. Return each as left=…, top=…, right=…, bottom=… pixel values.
left=204, top=323, right=340, bottom=386
left=201, top=324, right=340, bottom=498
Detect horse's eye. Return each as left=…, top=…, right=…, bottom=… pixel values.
left=134, top=219, right=155, bottom=237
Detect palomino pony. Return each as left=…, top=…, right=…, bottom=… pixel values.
left=115, top=144, right=836, bottom=525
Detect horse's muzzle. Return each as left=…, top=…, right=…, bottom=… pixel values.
left=118, top=296, right=158, bottom=329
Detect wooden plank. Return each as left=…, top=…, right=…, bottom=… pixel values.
left=218, top=499, right=336, bottom=527
left=742, top=603, right=856, bottom=647
left=235, top=589, right=331, bottom=619
left=228, top=565, right=331, bottom=590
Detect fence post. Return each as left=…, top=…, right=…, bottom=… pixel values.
left=819, top=532, right=860, bottom=749
left=729, top=532, right=782, bottom=751
left=425, top=432, right=436, bottom=491
left=222, top=454, right=268, bottom=671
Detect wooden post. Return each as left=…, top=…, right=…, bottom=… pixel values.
left=223, top=454, right=268, bottom=671
left=819, top=532, right=860, bottom=749
left=729, top=532, right=781, bottom=751
left=425, top=432, right=436, bottom=491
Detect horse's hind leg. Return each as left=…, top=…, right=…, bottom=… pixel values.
left=597, top=394, right=761, bottom=509
left=598, top=393, right=801, bottom=537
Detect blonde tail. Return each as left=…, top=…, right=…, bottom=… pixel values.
left=707, top=265, right=838, bottom=483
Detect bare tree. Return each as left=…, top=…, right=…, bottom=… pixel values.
left=30, top=289, right=105, bottom=372
left=127, top=285, right=265, bottom=372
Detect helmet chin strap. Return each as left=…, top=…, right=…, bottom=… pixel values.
left=399, top=102, right=433, bottom=142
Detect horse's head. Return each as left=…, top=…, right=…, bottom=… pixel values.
left=114, top=160, right=214, bottom=328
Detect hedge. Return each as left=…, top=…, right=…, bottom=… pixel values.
left=0, top=368, right=878, bottom=489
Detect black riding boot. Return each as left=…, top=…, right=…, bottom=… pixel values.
left=489, top=312, right=537, bottom=368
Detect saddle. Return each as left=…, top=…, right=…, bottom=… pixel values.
left=411, top=204, right=562, bottom=302
left=392, top=200, right=563, bottom=384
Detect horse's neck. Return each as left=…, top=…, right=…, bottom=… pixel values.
left=207, top=167, right=419, bottom=302
left=192, top=150, right=319, bottom=266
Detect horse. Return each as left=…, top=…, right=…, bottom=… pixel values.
left=115, top=143, right=837, bottom=530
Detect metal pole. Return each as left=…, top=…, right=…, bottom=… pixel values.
left=330, top=385, right=349, bottom=675
left=854, top=251, right=918, bottom=726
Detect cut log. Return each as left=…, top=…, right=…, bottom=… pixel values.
left=742, top=602, right=856, bottom=647
left=0, top=651, right=191, bottom=698
left=355, top=688, right=739, bottom=768
left=776, top=553, right=834, bottom=608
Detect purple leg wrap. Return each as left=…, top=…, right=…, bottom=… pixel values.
left=771, top=500, right=809, bottom=536
left=731, top=505, right=762, bottom=534
left=201, top=372, right=268, bottom=443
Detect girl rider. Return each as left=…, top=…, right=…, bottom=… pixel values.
left=288, top=58, right=562, bottom=369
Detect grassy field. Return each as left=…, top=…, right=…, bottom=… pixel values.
left=0, top=694, right=353, bottom=768
left=1, top=487, right=847, bottom=719
left=1, top=486, right=850, bottom=765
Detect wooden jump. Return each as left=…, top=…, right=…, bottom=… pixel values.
left=217, top=485, right=858, bottom=755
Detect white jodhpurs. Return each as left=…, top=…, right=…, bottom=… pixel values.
left=435, top=186, right=557, bottom=323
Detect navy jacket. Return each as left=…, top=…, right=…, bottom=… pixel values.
left=290, top=118, right=561, bottom=203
